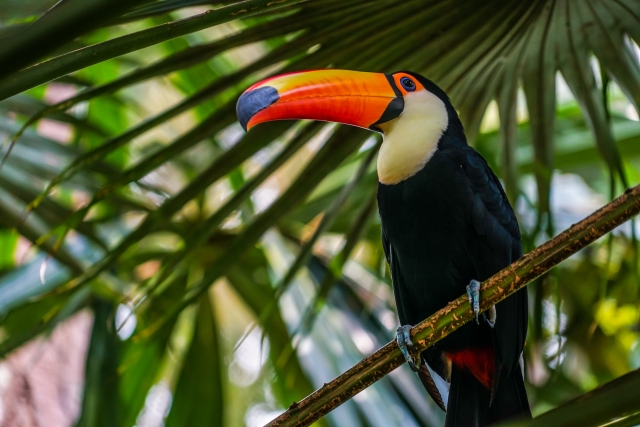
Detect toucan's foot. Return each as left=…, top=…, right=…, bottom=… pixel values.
left=396, top=325, right=420, bottom=372
left=467, top=280, right=497, bottom=328
left=466, top=280, right=481, bottom=325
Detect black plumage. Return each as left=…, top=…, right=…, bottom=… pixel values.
left=378, top=73, right=530, bottom=426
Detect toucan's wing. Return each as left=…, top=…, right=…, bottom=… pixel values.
left=463, top=148, right=521, bottom=261
left=461, top=147, right=528, bottom=377
left=384, top=223, right=449, bottom=411
left=381, top=224, right=391, bottom=266
left=382, top=225, right=411, bottom=328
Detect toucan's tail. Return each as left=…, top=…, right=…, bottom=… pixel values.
left=445, top=365, right=531, bottom=427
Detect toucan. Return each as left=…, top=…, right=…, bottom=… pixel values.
left=236, top=69, right=531, bottom=426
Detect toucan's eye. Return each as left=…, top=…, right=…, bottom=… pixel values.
left=400, top=77, right=416, bottom=92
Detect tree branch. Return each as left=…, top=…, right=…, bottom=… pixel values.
left=266, top=183, right=640, bottom=427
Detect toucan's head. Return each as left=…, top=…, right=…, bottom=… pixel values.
left=236, top=70, right=464, bottom=184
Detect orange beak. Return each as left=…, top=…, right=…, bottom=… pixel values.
left=236, top=69, right=403, bottom=132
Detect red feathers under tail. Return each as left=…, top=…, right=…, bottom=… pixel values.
left=444, top=354, right=530, bottom=427
left=446, top=347, right=495, bottom=390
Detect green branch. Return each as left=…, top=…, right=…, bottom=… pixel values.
left=266, top=183, right=640, bottom=427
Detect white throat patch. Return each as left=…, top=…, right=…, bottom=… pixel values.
left=377, top=90, right=448, bottom=185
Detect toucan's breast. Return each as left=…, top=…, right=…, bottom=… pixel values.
left=377, top=148, right=493, bottom=353
left=377, top=90, right=448, bottom=185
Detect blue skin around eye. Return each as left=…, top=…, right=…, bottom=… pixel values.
left=400, top=78, right=416, bottom=92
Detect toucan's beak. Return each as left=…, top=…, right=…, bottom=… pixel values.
left=236, top=69, right=403, bottom=132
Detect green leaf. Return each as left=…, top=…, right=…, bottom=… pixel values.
left=496, top=35, right=526, bottom=203
left=76, top=299, right=122, bottom=427
left=275, top=140, right=379, bottom=302
left=0, top=0, right=147, bottom=79
left=119, top=275, right=188, bottom=427
left=165, top=293, right=223, bottom=427
left=0, top=0, right=309, bottom=101
left=177, top=126, right=369, bottom=312
left=0, top=192, right=84, bottom=274
left=0, top=289, right=75, bottom=357
left=508, top=369, right=640, bottom=427
left=226, top=258, right=316, bottom=405
left=298, top=188, right=377, bottom=335
left=0, top=228, right=18, bottom=270
left=558, top=1, right=626, bottom=186
left=14, top=5, right=344, bottom=123
left=522, top=0, right=557, bottom=237
left=146, top=122, right=323, bottom=293
left=583, top=1, right=640, bottom=110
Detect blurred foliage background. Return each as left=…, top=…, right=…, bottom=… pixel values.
left=0, top=1, right=640, bottom=426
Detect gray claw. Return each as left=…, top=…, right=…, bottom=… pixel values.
left=467, top=280, right=481, bottom=325
left=485, top=305, right=497, bottom=328
left=396, top=325, right=420, bottom=372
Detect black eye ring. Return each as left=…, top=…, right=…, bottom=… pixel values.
left=400, top=77, right=416, bottom=92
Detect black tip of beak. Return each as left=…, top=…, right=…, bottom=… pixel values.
left=236, top=86, right=279, bottom=131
